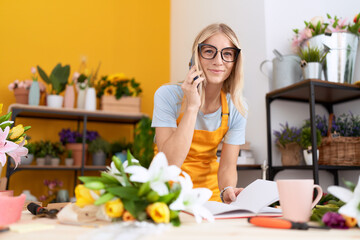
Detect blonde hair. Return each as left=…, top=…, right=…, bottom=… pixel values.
left=191, top=23, right=247, bottom=117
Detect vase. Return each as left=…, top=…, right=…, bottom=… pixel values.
left=0, top=194, right=26, bottom=225
left=51, top=157, right=60, bottom=166
left=47, top=95, right=63, bottom=108
left=303, top=149, right=319, bottom=165
left=22, top=190, right=38, bottom=202
left=20, top=153, right=34, bottom=165
left=92, top=151, right=106, bottom=166
left=85, top=87, right=96, bottom=111
left=279, top=142, right=303, bottom=166
left=77, top=89, right=86, bottom=109
left=28, top=81, right=40, bottom=106
left=64, top=85, right=75, bottom=109
left=302, top=62, right=322, bottom=80
left=100, top=96, right=141, bottom=113
left=13, top=88, right=29, bottom=104
left=307, top=32, right=359, bottom=84
left=66, top=143, right=88, bottom=166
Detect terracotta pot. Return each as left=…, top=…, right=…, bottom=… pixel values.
left=66, top=143, right=88, bottom=166
left=279, top=142, right=303, bottom=166
left=13, top=88, right=29, bottom=104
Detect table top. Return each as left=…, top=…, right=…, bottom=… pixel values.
left=2, top=211, right=360, bottom=240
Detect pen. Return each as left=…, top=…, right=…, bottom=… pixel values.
left=248, top=217, right=330, bottom=230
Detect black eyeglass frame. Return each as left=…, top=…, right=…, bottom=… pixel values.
left=198, top=43, right=241, bottom=62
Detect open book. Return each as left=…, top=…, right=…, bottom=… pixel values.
left=202, top=179, right=282, bottom=219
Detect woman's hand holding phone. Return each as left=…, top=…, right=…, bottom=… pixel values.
left=181, top=65, right=205, bottom=111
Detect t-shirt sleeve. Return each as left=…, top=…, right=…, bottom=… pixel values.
left=151, top=85, right=181, bottom=128
left=223, top=99, right=247, bottom=145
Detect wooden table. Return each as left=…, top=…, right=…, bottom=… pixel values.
left=2, top=211, right=360, bottom=240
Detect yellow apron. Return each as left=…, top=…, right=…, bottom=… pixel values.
left=178, top=91, right=229, bottom=202
left=154, top=91, right=229, bottom=201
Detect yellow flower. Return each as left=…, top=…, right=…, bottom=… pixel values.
left=104, top=86, right=116, bottom=96
left=15, top=137, right=27, bottom=145
left=342, top=214, right=357, bottom=228
left=105, top=198, right=124, bottom=218
left=9, top=124, right=25, bottom=140
left=0, top=103, right=3, bottom=114
left=75, top=184, right=99, bottom=208
left=146, top=202, right=170, bottom=223
left=108, top=73, right=126, bottom=83
left=122, top=211, right=136, bottom=221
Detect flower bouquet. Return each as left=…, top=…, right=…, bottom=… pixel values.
left=0, top=103, right=30, bottom=168
left=310, top=176, right=360, bottom=229
left=58, top=151, right=213, bottom=226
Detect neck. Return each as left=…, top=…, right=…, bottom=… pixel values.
left=201, top=83, right=222, bottom=114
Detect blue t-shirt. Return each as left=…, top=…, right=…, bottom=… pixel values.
left=151, top=84, right=247, bottom=145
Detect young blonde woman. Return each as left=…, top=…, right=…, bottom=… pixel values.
left=152, top=23, right=247, bottom=203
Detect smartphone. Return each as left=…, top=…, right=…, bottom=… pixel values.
left=189, top=54, right=199, bottom=81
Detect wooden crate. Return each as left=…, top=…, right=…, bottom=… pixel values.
left=100, top=96, right=141, bottom=113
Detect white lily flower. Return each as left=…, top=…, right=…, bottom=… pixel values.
left=125, top=152, right=181, bottom=196
left=170, top=171, right=214, bottom=223
left=328, top=176, right=360, bottom=227
left=106, top=161, right=126, bottom=186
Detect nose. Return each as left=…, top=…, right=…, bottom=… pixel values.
left=213, top=51, right=223, bottom=65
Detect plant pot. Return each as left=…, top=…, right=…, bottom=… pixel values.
left=66, top=143, right=88, bottom=166
left=77, top=88, right=86, bottom=109
left=36, top=157, right=45, bottom=166
left=303, top=149, right=319, bottom=165
left=302, top=62, right=322, bottom=80
left=0, top=194, right=26, bottom=225
left=13, top=88, right=29, bottom=104
left=51, top=157, right=60, bottom=166
left=85, top=87, right=97, bottom=111
left=101, top=96, right=141, bottom=113
left=28, top=81, right=40, bottom=106
left=92, top=151, right=106, bottom=166
left=47, top=95, right=63, bottom=108
left=279, top=142, right=303, bottom=166
left=64, top=84, right=75, bottom=109
left=45, top=155, right=52, bottom=165
left=65, top=158, right=74, bottom=166
left=20, top=153, right=34, bottom=165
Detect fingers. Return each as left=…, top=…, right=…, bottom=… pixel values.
left=234, top=188, right=244, bottom=196
left=224, top=188, right=236, bottom=204
left=186, top=65, right=204, bottom=84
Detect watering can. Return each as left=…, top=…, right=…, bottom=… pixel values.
left=260, top=50, right=302, bottom=91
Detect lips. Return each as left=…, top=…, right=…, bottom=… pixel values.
left=208, top=69, right=224, bottom=73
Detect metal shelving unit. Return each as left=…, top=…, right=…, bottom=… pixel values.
left=5, top=104, right=146, bottom=189
left=266, top=79, right=360, bottom=184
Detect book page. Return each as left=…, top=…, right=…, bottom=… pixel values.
left=230, top=179, right=279, bottom=213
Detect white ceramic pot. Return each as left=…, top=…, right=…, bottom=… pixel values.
left=303, top=149, right=319, bottom=165
left=20, top=153, right=34, bottom=165
left=65, top=158, right=74, bottom=166
left=36, top=158, right=45, bottom=166
left=47, top=95, right=63, bottom=108
left=85, top=87, right=96, bottom=111
left=51, top=158, right=60, bottom=166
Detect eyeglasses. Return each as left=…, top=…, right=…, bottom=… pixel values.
left=198, top=43, right=241, bottom=62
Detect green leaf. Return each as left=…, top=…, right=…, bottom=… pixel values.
left=138, top=181, right=151, bottom=196
left=158, top=192, right=177, bottom=204
left=170, top=210, right=179, bottom=219
left=85, top=181, right=105, bottom=190
left=112, top=155, right=131, bottom=187
left=101, top=172, right=120, bottom=184
left=146, top=190, right=160, bottom=202
left=50, top=63, right=70, bottom=94
left=94, top=192, right=115, bottom=205
left=0, top=112, right=12, bottom=122
left=343, top=180, right=356, bottom=192
left=107, top=186, right=140, bottom=200
left=37, top=65, right=50, bottom=84
left=171, top=216, right=181, bottom=227
left=127, top=149, right=135, bottom=165
left=122, top=199, right=148, bottom=220
left=79, top=176, right=103, bottom=183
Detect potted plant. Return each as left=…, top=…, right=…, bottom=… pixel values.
left=298, top=46, right=329, bottom=80
left=37, top=63, right=70, bottom=108
left=95, top=73, right=142, bottom=113
left=110, top=138, right=132, bottom=163
left=51, top=142, right=64, bottom=166
left=21, top=142, right=35, bottom=165
left=273, top=122, right=303, bottom=166
left=64, top=150, right=74, bottom=166
left=58, top=128, right=99, bottom=166
left=34, top=141, right=46, bottom=166
left=88, top=137, right=111, bottom=166
left=300, top=127, right=322, bottom=165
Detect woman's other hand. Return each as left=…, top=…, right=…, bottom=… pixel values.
left=223, top=187, right=243, bottom=204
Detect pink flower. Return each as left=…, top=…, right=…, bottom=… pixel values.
left=18, top=81, right=24, bottom=89
left=8, top=83, right=15, bottom=91
left=0, top=126, right=19, bottom=166
left=7, top=139, right=28, bottom=168
left=31, top=67, right=36, bottom=75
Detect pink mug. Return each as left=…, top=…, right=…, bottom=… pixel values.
left=277, top=179, right=322, bottom=222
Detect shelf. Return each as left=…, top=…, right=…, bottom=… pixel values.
left=8, top=104, right=148, bottom=124
left=266, top=79, right=360, bottom=105
left=9, top=165, right=108, bottom=171
left=271, top=165, right=360, bottom=171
